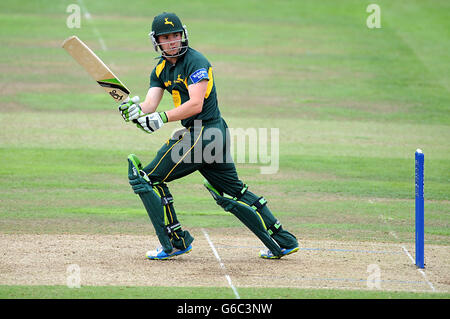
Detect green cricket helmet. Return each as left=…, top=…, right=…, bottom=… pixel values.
left=149, top=12, right=189, bottom=58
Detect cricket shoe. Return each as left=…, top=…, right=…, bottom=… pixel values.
left=146, top=245, right=192, bottom=260
left=259, top=246, right=299, bottom=259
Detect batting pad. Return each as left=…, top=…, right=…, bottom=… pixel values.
left=204, top=179, right=282, bottom=256
left=128, top=155, right=173, bottom=253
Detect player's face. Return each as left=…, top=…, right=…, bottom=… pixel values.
left=157, top=32, right=182, bottom=56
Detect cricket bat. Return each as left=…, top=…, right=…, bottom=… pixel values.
left=62, top=35, right=130, bottom=104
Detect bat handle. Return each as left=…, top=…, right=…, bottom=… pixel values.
left=132, top=119, right=139, bottom=124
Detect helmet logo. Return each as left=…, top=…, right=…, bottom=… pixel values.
left=164, top=18, right=174, bottom=27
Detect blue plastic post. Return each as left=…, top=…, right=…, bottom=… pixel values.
left=415, top=149, right=424, bottom=269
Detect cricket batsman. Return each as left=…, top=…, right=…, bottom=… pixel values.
left=119, top=12, right=299, bottom=260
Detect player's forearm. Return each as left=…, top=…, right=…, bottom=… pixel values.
left=165, top=100, right=203, bottom=122
left=140, top=87, right=164, bottom=114
left=140, top=100, right=158, bottom=114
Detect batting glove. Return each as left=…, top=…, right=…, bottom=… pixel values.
left=119, top=96, right=141, bottom=122
left=136, top=112, right=168, bottom=134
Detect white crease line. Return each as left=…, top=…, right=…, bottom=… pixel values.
left=401, top=245, right=436, bottom=292
left=381, top=214, right=436, bottom=292
left=401, top=245, right=415, bottom=264
left=216, top=244, right=403, bottom=255
left=249, top=274, right=429, bottom=286
left=77, top=0, right=108, bottom=51
left=202, top=228, right=240, bottom=299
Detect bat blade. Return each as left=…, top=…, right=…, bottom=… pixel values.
left=62, top=35, right=130, bottom=103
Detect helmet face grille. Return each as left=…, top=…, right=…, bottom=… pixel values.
left=161, top=42, right=189, bottom=58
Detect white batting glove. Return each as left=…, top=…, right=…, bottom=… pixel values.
left=136, top=112, right=168, bottom=134
left=128, top=103, right=144, bottom=121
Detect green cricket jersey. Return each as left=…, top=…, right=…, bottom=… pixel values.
left=149, top=47, right=221, bottom=128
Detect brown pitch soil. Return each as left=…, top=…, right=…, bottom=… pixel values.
left=0, top=228, right=448, bottom=293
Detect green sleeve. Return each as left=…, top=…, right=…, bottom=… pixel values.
left=186, top=54, right=211, bottom=86
left=149, top=68, right=164, bottom=89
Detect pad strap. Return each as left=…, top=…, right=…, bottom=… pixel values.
left=161, top=194, right=174, bottom=206
left=233, top=184, right=248, bottom=201
left=251, top=197, right=267, bottom=212
left=267, top=220, right=283, bottom=236
left=166, top=222, right=181, bottom=235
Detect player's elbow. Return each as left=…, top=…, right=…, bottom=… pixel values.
left=191, top=100, right=203, bottom=115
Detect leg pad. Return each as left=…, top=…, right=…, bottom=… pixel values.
left=204, top=179, right=282, bottom=256
left=128, top=154, right=173, bottom=253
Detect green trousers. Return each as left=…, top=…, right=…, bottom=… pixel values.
left=142, top=118, right=298, bottom=252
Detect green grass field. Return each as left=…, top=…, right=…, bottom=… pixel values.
left=1, top=285, right=449, bottom=299
left=0, top=0, right=449, bottom=300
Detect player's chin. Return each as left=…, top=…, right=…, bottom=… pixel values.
left=165, top=48, right=180, bottom=56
